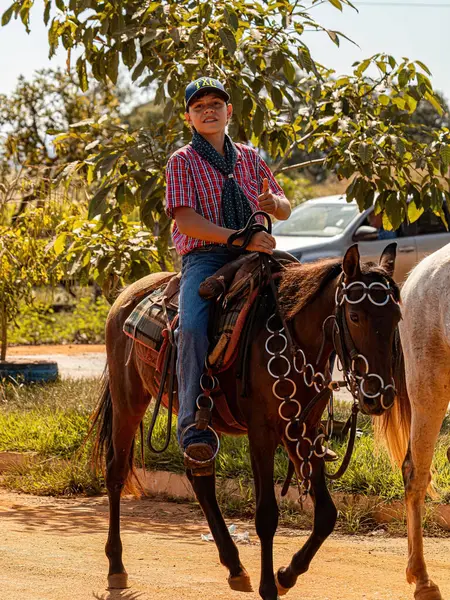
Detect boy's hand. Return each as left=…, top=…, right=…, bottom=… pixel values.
left=258, top=178, right=279, bottom=215
left=246, top=231, right=276, bottom=254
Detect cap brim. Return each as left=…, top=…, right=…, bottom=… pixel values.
left=186, top=87, right=230, bottom=108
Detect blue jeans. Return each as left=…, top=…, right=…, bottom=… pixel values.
left=177, top=246, right=236, bottom=448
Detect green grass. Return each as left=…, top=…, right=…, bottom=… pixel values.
left=0, top=378, right=449, bottom=535
left=7, top=296, right=109, bottom=346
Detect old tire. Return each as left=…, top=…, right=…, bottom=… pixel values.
left=0, top=359, right=59, bottom=384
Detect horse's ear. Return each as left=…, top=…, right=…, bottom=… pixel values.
left=379, top=243, right=397, bottom=277
left=343, top=244, right=361, bottom=280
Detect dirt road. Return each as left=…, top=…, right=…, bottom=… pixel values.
left=0, top=490, right=448, bottom=600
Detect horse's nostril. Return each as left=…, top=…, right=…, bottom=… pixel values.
left=360, top=374, right=383, bottom=398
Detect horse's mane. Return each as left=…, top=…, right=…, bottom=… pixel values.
left=278, top=259, right=400, bottom=320
left=278, top=259, right=342, bottom=320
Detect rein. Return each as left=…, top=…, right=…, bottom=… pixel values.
left=146, top=301, right=177, bottom=454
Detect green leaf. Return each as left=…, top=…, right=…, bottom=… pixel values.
left=283, top=58, right=296, bottom=85
left=97, top=152, right=121, bottom=176
left=242, top=96, right=253, bottom=118
left=188, top=27, right=202, bottom=51
left=415, top=60, right=432, bottom=76
left=355, top=59, right=370, bottom=77
left=140, top=200, right=155, bottom=230
left=392, top=97, right=405, bottom=110
left=298, top=48, right=313, bottom=73
left=201, top=3, right=213, bottom=25
left=141, top=175, right=159, bottom=201
left=107, top=50, right=119, bottom=84
left=54, top=233, right=67, bottom=256
left=43, top=1, right=51, bottom=26
left=230, top=86, right=243, bottom=118
left=224, top=7, right=239, bottom=31
left=326, top=30, right=339, bottom=46
left=398, top=69, right=410, bottom=88
left=76, top=57, right=89, bottom=92
left=163, top=99, right=174, bottom=121
left=253, top=105, right=264, bottom=137
left=122, top=39, right=137, bottom=69
left=327, top=0, right=343, bottom=9
left=55, top=0, right=65, bottom=11
left=141, top=29, right=158, bottom=46
left=271, top=86, right=283, bottom=109
left=271, top=51, right=284, bottom=71
left=430, top=186, right=443, bottom=211
left=116, top=183, right=134, bottom=214
left=407, top=200, right=424, bottom=223
left=395, top=137, right=406, bottom=157
left=383, top=192, right=404, bottom=231
left=378, top=94, right=390, bottom=106
left=1, top=4, right=15, bottom=26
left=424, top=91, right=443, bottom=115
left=219, top=27, right=237, bottom=54
left=132, top=59, right=147, bottom=82
left=358, top=143, right=373, bottom=164
left=440, top=145, right=450, bottom=168
left=169, top=27, right=180, bottom=45
left=88, top=185, right=112, bottom=219
left=167, top=72, right=178, bottom=98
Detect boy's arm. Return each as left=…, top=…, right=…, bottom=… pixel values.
left=258, top=179, right=291, bottom=221
left=257, top=157, right=291, bottom=221
left=174, top=207, right=275, bottom=254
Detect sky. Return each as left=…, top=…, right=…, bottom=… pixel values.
left=0, top=1, right=450, bottom=102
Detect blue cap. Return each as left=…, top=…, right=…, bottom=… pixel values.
left=185, top=77, right=230, bottom=108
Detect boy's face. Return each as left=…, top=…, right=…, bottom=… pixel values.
left=185, top=92, right=233, bottom=135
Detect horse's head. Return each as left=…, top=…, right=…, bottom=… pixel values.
left=337, top=243, right=401, bottom=415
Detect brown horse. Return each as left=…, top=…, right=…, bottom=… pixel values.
left=92, top=244, right=401, bottom=600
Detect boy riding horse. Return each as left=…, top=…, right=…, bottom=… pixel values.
left=165, top=76, right=291, bottom=472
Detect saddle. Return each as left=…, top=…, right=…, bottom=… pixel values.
left=124, top=250, right=294, bottom=370
left=123, top=250, right=295, bottom=433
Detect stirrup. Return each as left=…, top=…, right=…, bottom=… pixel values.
left=181, top=424, right=220, bottom=476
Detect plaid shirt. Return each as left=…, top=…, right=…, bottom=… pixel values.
left=165, top=142, right=286, bottom=255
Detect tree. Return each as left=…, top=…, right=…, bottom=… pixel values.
left=0, top=68, right=122, bottom=222
left=3, top=0, right=450, bottom=235
left=0, top=208, right=61, bottom=360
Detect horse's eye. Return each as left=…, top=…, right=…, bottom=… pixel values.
left=349, top=312, right=359, bottom=324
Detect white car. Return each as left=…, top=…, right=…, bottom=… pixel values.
left=273, top=194, right=450, bottom=282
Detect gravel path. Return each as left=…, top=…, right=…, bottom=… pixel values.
left=0, top=490, right=449, bottom=600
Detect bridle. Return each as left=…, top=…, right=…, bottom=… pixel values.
left=265, top=267, right=400, bottom=497
left=333, top=275, right=398, bottom=411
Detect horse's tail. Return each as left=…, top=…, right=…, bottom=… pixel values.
left=90, top=367, right=144, bottom=496
left=374, top=330, right=411, bottom=469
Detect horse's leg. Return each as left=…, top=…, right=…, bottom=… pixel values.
left=403, top=380, right=447, bottom=600
left=248, top=429, right=279, bottom=600
left=105, top=363, right=150, bottom=589
left=276, top=459, right=337, bottom=595
left=187, top=471, right=253, bottom=592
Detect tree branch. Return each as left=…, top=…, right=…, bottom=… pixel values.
left=280, top=156, right=326, bottom=173
left=272, top=129, right=317, bottom=175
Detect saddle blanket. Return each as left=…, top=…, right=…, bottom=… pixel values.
left=123, top=286, right=178, bottom=353
left=123, top=275, right=259, bottom=373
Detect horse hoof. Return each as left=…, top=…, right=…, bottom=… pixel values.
left=414, top=580, right=442, bottom=600
left=107, top=572, right=129, bottom=589
left=228, top=570, right=253, bottom=593
left=275, top=571, right=290, bottom=596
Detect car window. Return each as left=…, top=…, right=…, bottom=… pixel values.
left=415, top=211, right=447, bottom=235
left=359, top=215, right=400, bottom=240
left=273, top=202, right=359, bottom=237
